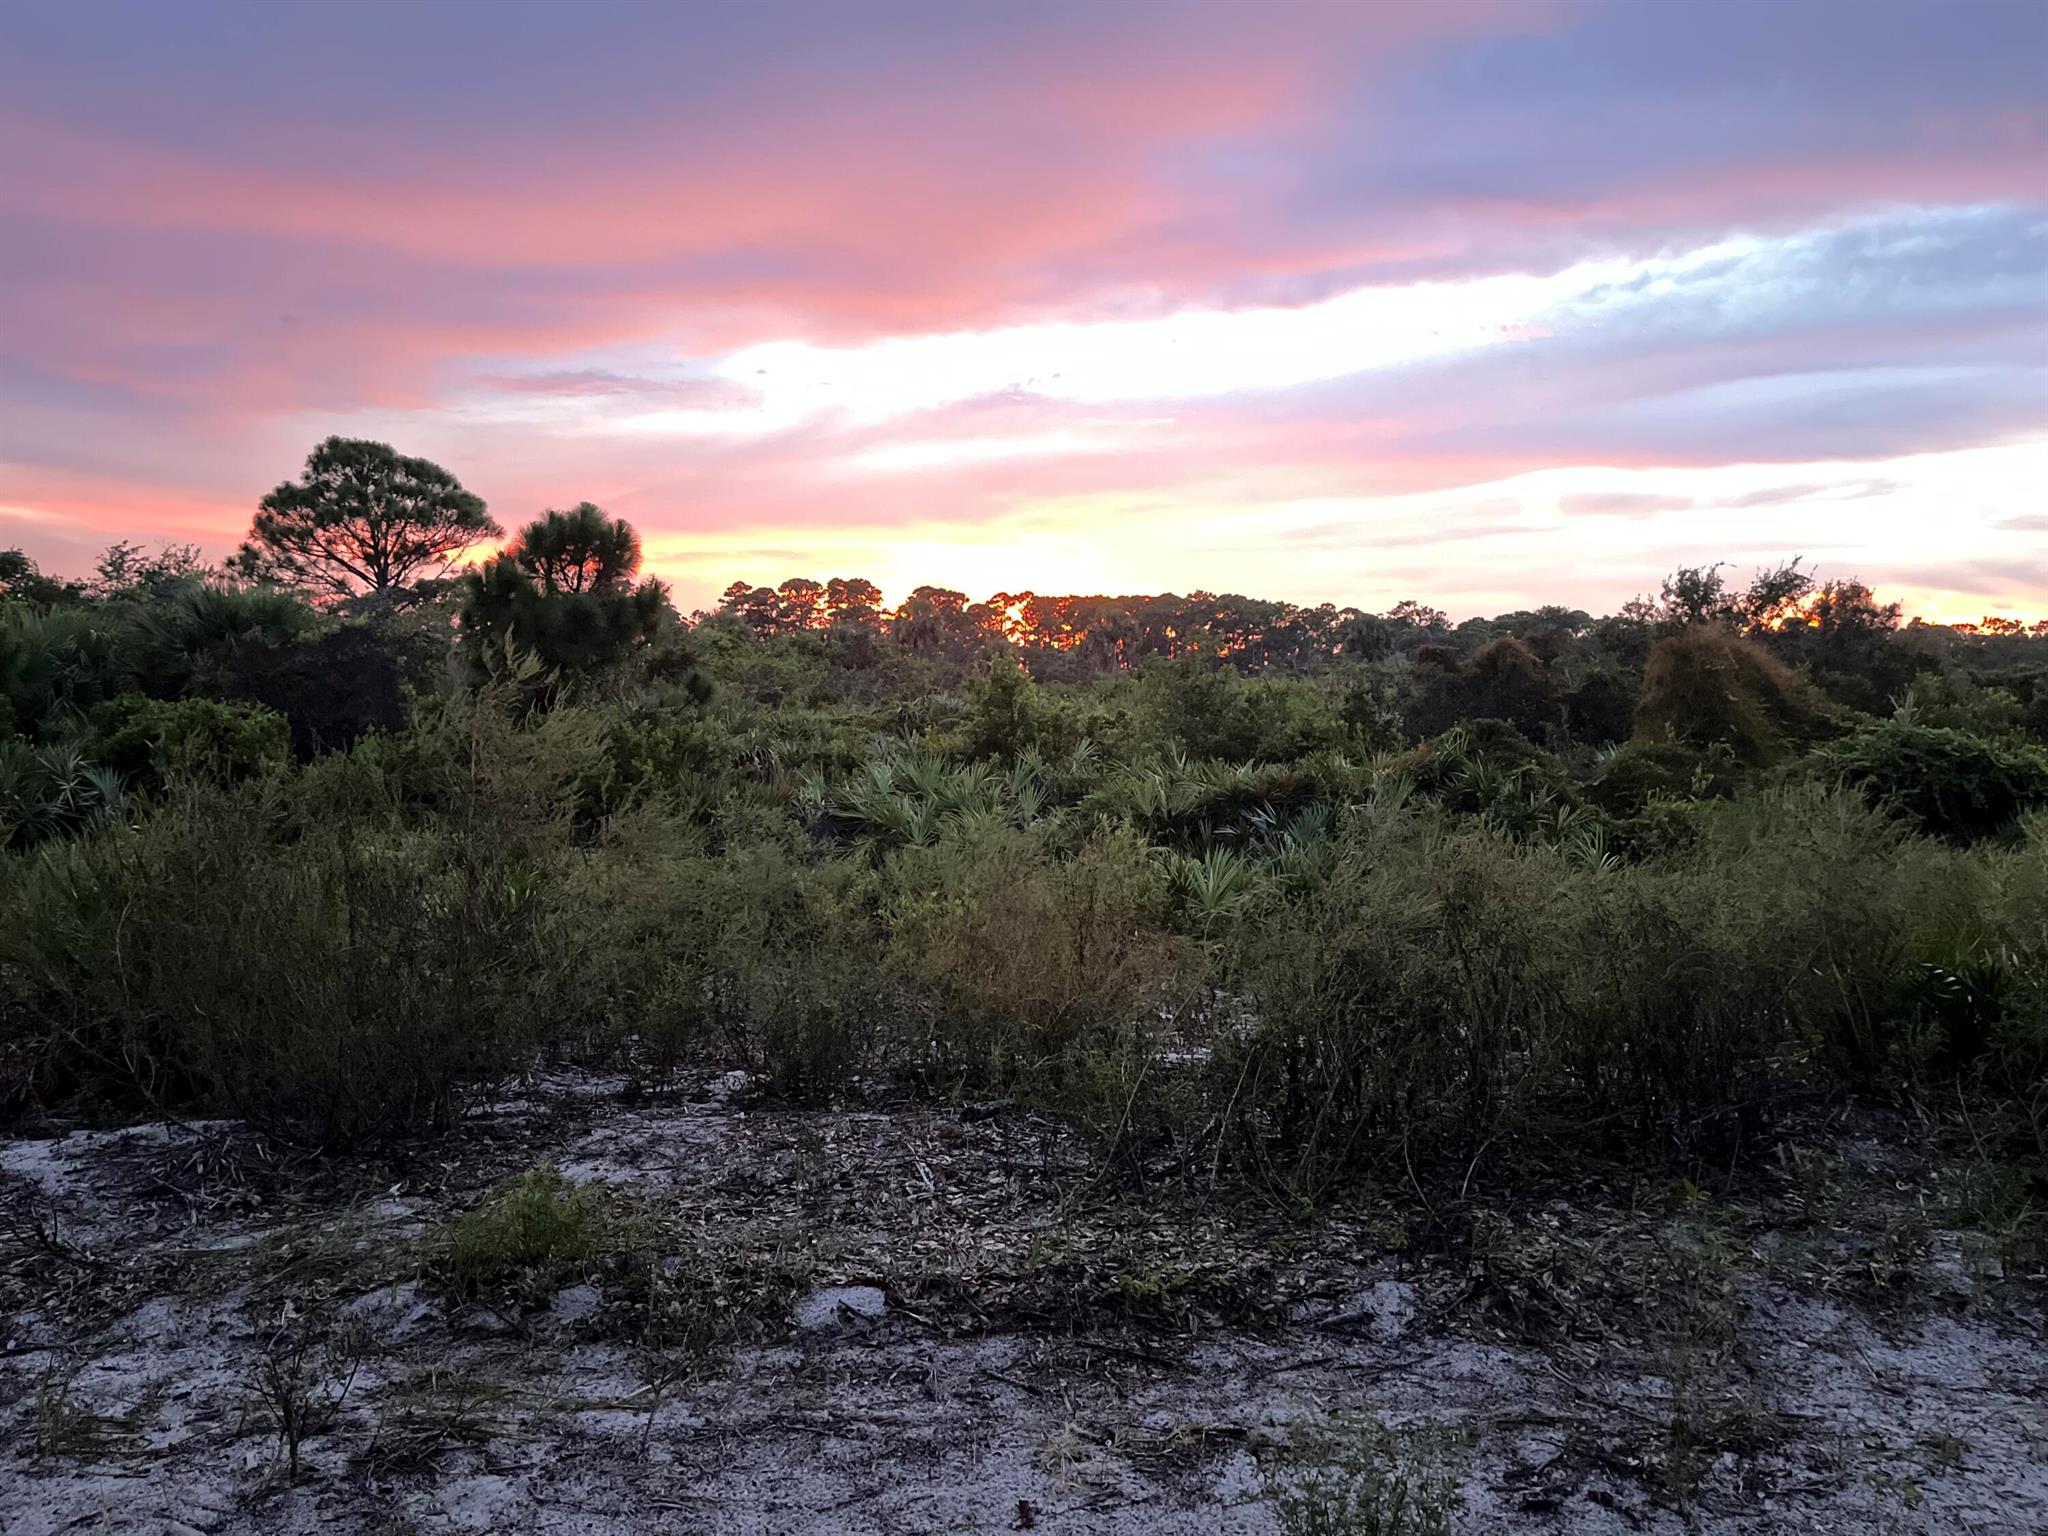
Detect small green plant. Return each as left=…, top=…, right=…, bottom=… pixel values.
left=33, top=1370, right=141, bottom=1461
left=1263, top=1416, right=1464, bottom=1536
left=448, top=1166, right=602, bottom=1290
left=1864, top=1467, right=1926, bottom=1530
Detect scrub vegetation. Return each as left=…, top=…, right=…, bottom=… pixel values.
left=6, top=449, right=2046, bottom=1199
left=2, top=442, right=2046, bottom=1531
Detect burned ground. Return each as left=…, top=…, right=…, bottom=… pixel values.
left=3, top=1070, right=2042, bottom=1535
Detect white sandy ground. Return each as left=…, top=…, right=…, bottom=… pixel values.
left=2, top=1075, right=2043, bottom=1535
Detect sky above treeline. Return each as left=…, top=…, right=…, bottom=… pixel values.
left=1, top=0, right=2044, bottom=622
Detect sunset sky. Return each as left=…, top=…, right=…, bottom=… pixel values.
left=1, top=0, right=2043, bottom=621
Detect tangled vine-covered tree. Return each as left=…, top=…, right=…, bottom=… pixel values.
left=1635, top=625, right=1833, bottom=764
left=236, top=437, right=502, bottom=602
left=457, top=504, right=671, bottom=683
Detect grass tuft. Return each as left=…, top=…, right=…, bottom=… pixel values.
left=448, top=1165, right=602, bottom=1291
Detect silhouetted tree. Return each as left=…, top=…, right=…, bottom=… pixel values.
left=719, top=582, right=786, bottom=636
left=238, top=437, right=501, bottom=602
left=775, top=578, right=827, bottom=631
left=1654, top=558, right=1817, bottom=636
left=89, top=542, right=215, bottom=602
left=0, top=550, right=77, bottom=606
left=1769, top=578, right=1914, bottom=714
left=1735, top=559, right=1816, bottom=632
left=824, top=577, right=885, bottom=628
left=457, top=504, right=668, bottom=682
left=1386, top=599, right=1451, bottom=634
left=1658, top=563, right=1733, bottom=628
left=892, top=586, right=994, bottom=660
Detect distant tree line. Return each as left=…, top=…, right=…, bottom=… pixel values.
left=5, top=435, right=2046, bottom=788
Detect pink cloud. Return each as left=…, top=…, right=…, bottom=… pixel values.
left=1, top=0, right=2042, bottom=622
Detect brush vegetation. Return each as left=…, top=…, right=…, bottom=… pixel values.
left=3, top=497, right=2046, bottom=1228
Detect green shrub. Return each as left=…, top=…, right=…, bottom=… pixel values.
left=1135, top=657, right=1347, bottom=762
left=576, top=707, right=728, bottom=820
left=0, top=700, right=581, bottom=1142
left=1898, top=673, right=2031, bottom=743
left=1587, top=739, right=1744, bottom=816
left=569, top=820, right=891, bottom=1096
left=1215, top=786, right=1972, bottom=1184
left=1892, top=823, right=2046, bottom=1097
left=0, top=606, right=126, bottom=741
left=886, top=826, right=1194, bottom=1097
left=449, top=1167, right=601, bottom=1290
left=953, top=653, right=1045, bottom=761
left=0, top=739, right=126, bottom=850
left=1814, top=720, right=2048, bottom=843
left=1263, top=1416, right=1464, bottom=1536
left=1220, top=819, right=1567, bottom=1182
left=1084, top=753, right=1356, bottom=855
left=1405, top=718, right=1571, bottom=805
left=704, top=841, right=888, bottom=1097
left=118, top=582, right=319, bottom=700
left=90, top=693, right=288, bottom=792
left=1565, top=866, right=1798, bottom=1151
left=557, top=807, right=722, bottom=1069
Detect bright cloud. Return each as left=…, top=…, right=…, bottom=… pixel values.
left=485, top=207, right=2041, bottom=464
left=717, top=266, right=1569, bottom=422
left=669, top=237, right=1782, bottom=431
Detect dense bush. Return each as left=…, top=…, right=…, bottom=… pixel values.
left=226, top=625, right=413, bottom=757
left=1136, top=657, right=1349, bottom=762
left=1556, top=663, right=1636, bottom=747
left=0, top=694, right=585, bottom=1142
left=563, top=802, right=906, bottom=1097
left=1401, top=637, right=1561, bottom=743
left=118, top=582, right=319, bottom=700
left=887, top=825, right=1193, bottom=1093
left=1586, top=740, right=1744, bottom=815
left=1814, top=720, right=2048, bottom=843
left=0, top=740, right=126, bottom=850
left=14, top=671, right=2035, bottom=1179
left=0, top=606, right=127, bottom=740
left=1214, top=786, right=2035, bottom=1186
left=89, top=694, right=289, bottom=791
